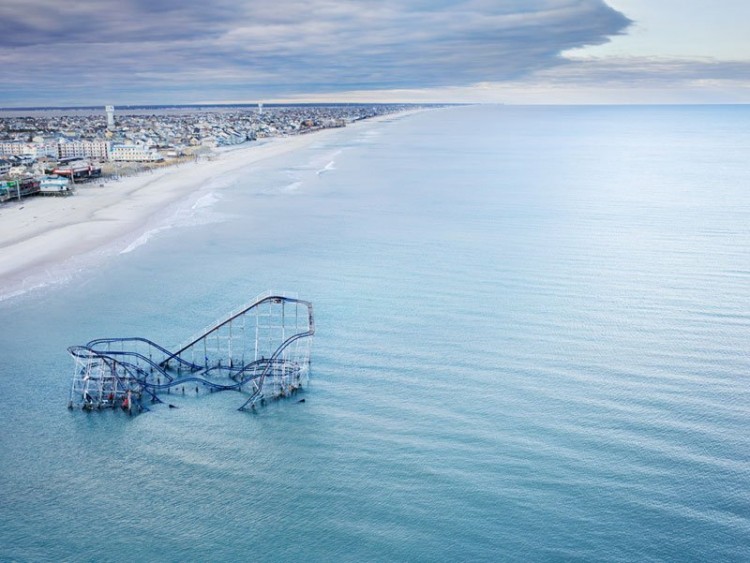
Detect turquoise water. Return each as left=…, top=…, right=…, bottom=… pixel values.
left=1, top=105, right=749, bottom=561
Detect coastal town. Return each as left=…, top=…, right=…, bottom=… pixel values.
left=0, top=103, right=420, bottom=203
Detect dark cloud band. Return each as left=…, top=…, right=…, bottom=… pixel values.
left=0, top=0, right=631, bottom=104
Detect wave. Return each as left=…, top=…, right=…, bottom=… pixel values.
left=119, top=225, right=172, bottom=254
left=120, top=191, right=224, bottom=255
left=0, top=274, right=71, bottom=304
left=316, top=161, right=336, bottom=175
left=191, top=192, right=221, bottom=210
left=281, top=181, right=303, bottom=193
left=0, top=191, right=228, bottom=302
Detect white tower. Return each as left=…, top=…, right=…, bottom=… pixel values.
left=105, top=105, right=115, bottom=130
left=258, top=102, right=263, bottom=115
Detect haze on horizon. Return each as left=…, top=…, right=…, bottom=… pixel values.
left=1, top=0, right=748, bottom=107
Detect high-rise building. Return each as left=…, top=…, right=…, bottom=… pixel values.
left=105, top=105, right=115, bottom=130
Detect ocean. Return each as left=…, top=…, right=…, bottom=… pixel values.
left=1, top=105, right=749, bottom=561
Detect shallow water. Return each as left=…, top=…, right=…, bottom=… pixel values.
left=1, top=105, right=749, bottom=561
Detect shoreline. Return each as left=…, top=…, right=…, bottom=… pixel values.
left=0, top=110, right=425, bottom=299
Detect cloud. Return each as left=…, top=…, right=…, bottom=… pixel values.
left=261, top=56, right=750, bottom=105
left=0, top=0, right=631, bottom=105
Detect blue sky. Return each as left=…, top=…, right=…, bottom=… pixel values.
left=0, top=0, right=747, bottom=106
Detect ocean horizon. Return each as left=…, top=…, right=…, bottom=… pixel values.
left=1, top=104, right=749, bottom=561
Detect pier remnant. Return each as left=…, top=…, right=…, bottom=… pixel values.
left=67, top=291, right=314, bottom=414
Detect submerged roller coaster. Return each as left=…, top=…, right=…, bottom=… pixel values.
left=67, top=291, right=314, bottom=414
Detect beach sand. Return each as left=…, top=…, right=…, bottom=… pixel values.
left=0, top=128, right=344, bottom=295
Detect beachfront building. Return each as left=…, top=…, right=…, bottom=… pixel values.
left=154, top=145, right=183, bottom=159
left=50, top=161, right=101, bottom=180
left=200, top=136, right=218, bottom=148
left=0, top=142, right=31, bottom=157
left=217, top=129, right=246, bottom=145
left=0, top=141, right=58, bottom=159
left=0, top=177, right=40, bottom=198
left=110, top=144, right=164, bottom=162
left=7, top=164, right=29, bottom=177
left=58, top=139, right=110, bottom=161
left=39, top=175, right=72, bottom=194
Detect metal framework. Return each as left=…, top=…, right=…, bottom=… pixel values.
left=67, top=291, right=314, bottom=414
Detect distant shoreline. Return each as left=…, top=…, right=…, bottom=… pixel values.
left=0, top=103, right=449, bottom=119
left=0, top=102, right=444, bottom=112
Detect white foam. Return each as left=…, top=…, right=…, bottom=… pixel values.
left=317, top=161, right=336, bottom=175
left=192, top=192, right=221, bottom=210
left=281, top=181, right=303, bottom=193
left=0, top=253, right=90, bottom=303
left=120, top=191, right=225, bottom=255
left=119, top=225, right=172, bottom=254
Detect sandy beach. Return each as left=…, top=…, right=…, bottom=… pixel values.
left=0, top=127, right=347, bottom=294
left=0, top=109, right=428, bottom=299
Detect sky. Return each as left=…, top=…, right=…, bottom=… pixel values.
left=0, top=0, right=748, bottom=106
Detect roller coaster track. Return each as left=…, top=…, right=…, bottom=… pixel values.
left=67, top=291, right=314, bottom=414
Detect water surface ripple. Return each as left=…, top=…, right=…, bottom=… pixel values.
left=1, top=106, right=749, bottom=561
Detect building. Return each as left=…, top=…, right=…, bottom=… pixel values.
left=51, top=161, right=101, bottom=180
left=39, top=175, right=73, bottom=195
left=7, top=164, right=29, bottom=177
left=0, top=177, right=40, bottom=198
left=110, top=144, right=164, bottom=162
left=57, top=139, right=110, bottom=161
left=0, top=142, right=58, bottom=159
left=0, top=142, right=30, bottom=157
left=105, top=105, right=115, bottom=130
